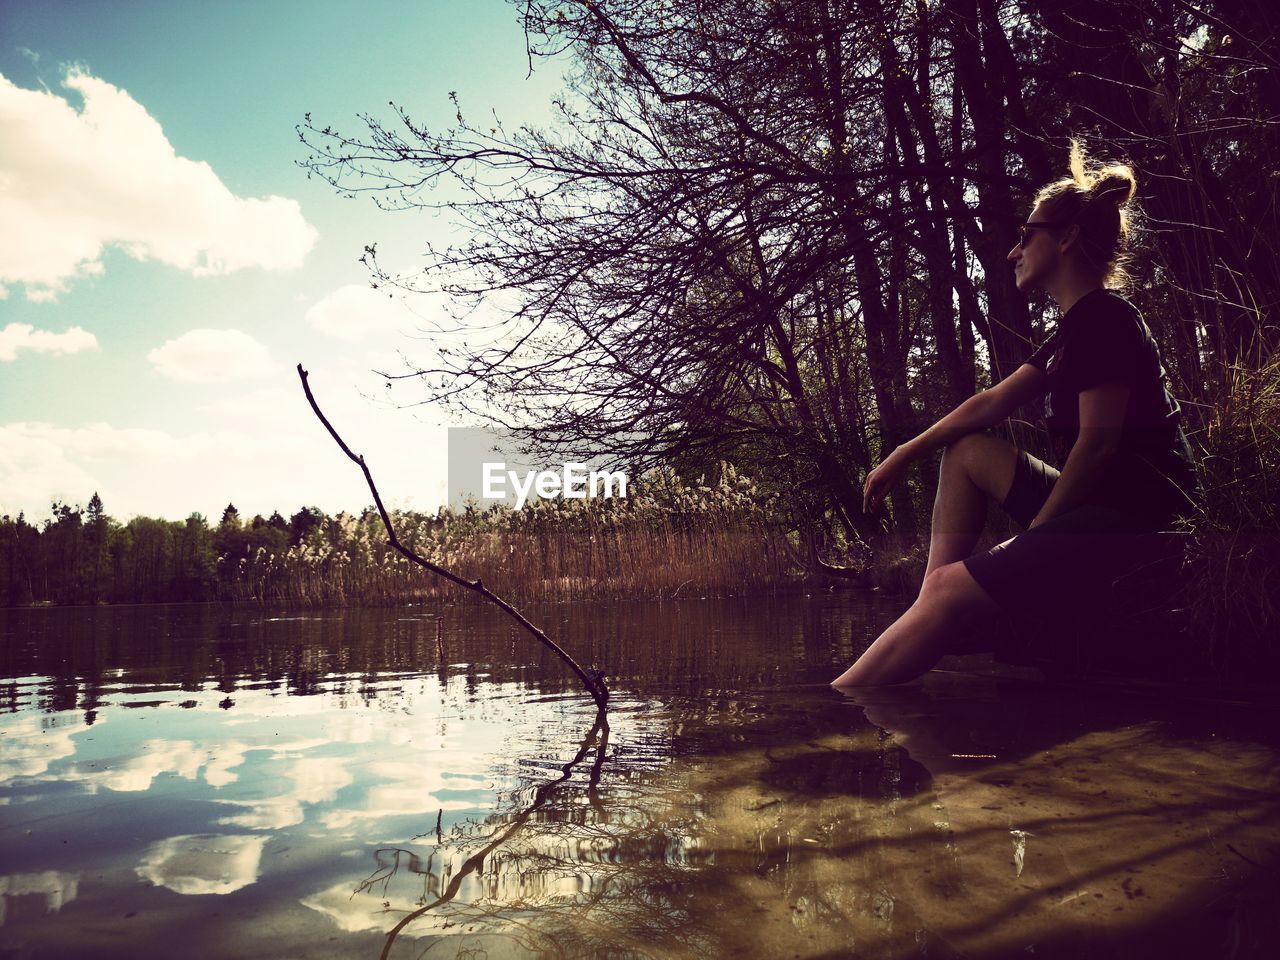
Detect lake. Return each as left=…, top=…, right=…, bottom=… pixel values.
left=2, top=596, right=1279, bottom=958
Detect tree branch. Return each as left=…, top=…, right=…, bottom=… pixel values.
left=296, top=363, right=609, bottom=711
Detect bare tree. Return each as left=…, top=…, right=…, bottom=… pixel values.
left=299, top=0, right=1278, bottom=551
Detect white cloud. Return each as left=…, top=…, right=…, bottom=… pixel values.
left=136, top=834, right=267, bottom=896
left=0, top=322, right=98, bottom=361
left=0, top=420, right=268, bottom=518
left=317, top=757, right=488, bottom=833
left=214, top=755, right=354, bottom=830
left=0, top=871, right=80, bottom=924
left=0, top=70, right=317, bottom=300
left=196, top=385, right=299, bottom=422
left=147, top=328, right=273, bottom=382
left=0, top=713, right=86, bottom=785
left=88, top=739, right=210, bottom=793
left=0, top=424, right=100, bottom=516
left=305, top=283, right=421, bottom=342
left=303, top=880, right=447, bottom=935
left=1, top=422, right=182, bottom=467
left=0, top=383, right=449, bottom=522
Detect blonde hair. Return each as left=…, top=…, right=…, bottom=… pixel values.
left=1034, top=139, right=1139, bottom=289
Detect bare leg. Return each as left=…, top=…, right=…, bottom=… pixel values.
left=831, top=434, right=1019, bottom=688
left=831, top=562, right=1000, bottom=686
left=924, top=434, right=1020, bottom=580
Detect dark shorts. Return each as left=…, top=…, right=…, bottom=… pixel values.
left=962, top=449, right=1185, bottom=623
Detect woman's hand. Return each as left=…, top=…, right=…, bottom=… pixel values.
left=863, top=448, right=910, bottom=513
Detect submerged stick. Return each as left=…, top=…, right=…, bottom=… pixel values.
left=296, top=363, right=609, bottom=711
left=377, top=710, right=609, bottom=959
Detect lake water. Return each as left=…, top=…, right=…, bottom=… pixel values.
left=2, top=597, right=1279, bottom=958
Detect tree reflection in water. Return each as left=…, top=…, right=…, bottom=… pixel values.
left=353, top=679, right=1280, bottom=960
left=365, top=707, right=659, bottom=958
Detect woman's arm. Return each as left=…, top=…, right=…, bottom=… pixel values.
left=895, top=363, right=1048, bottom=462
left=863, top=363, right=1047, bottom=512
left=1028, top=384, right=1129, bottom=528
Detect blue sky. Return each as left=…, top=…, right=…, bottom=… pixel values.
left=0, top=0, right=566, bottom=521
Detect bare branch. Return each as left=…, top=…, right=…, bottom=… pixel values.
left=296, top=363, right=609, bottom=710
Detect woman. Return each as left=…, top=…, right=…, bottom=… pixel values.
left=831, top=141, right=1198, bottom=688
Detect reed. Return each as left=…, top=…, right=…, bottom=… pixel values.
left=1180, top=347, right=1280, bottom=674
left=219, top=464, right=800, bottom=606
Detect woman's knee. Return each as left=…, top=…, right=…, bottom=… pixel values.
left=940, top=433, right=991, bottom=479
left=940, top=433, right=1018, bottom=499
left=941, top=432, right=987, bottom=463
left=920, top=561, right=997, bottom=615
left=921, top=562, right=959, bottom=596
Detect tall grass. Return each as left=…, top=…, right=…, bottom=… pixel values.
left=220, top=464, right=800, bottom=606
left=1182, top=349, right=1280, bottom=675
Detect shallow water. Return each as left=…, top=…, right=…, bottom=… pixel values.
left=2, top=597, right=1279, bottom=958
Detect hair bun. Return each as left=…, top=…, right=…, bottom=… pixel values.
left=1037, top=139, right=1141, bottom=289
left=1090, top=169, right=1136, bottom=208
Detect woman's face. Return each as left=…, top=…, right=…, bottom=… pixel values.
left=1007, top=203, right=1062, bottom=293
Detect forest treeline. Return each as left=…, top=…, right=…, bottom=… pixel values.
left=0, top=467, right=808, bottom=607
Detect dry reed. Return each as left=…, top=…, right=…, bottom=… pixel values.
left=219, top=464, right=800, bottom=606
left=1181, top=347, right=1280, bottom=674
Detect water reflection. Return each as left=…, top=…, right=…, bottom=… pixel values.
left=1, top=601, right=1279, bottom=958
left=0, top=871, right=78, bottom=927
left=310, top=682, right=1280, bottom=959
left=137, top=834, right=267, bottom=895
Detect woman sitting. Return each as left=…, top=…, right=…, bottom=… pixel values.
left=831, top=141, right=1198, bottom=688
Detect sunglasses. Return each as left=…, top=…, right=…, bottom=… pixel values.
left=1018, top=221, right=1067, bottom=246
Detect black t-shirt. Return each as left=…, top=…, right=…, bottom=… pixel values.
left=1024, top=288, right=1198, bottom=517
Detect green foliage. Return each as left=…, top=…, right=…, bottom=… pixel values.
left=0, top=466, right=800, bottom=607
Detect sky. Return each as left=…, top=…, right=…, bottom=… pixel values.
left=0, top=0, right=568, bottom=522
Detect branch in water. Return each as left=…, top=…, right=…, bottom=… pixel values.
left=376, top=710, right=609, bottom=959
left=296, top=363, right=609, bottom=710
